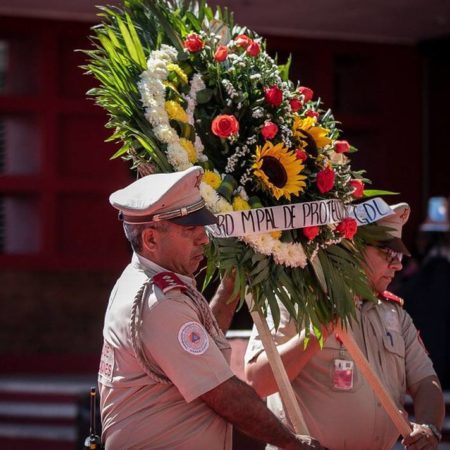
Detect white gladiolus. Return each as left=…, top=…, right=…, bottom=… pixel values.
left=154, top=125, right=178, bottom=144
left=167, top=143, right=191, bottom=170
left=216, top=198, right=234, bottom=213
left=200, top=183, right=221, bottom=211
left=138, top=45, right=206, bottom=172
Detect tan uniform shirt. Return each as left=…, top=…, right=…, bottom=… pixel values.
left=245, top=296, right=436, bottom=450
left=99, top=254, right=234, bottom=450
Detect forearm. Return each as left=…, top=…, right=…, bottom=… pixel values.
left=201, top=376, right=299, bottom=448
left=209, top=276, right=240, bottom=333
left=410, top=375, right=445, bottom=428
left=245, top=330, right=323, bottom=397
left=401, top=376, right=444, bottom=449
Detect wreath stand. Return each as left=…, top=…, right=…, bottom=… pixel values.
left=245, top=296, right=412, bottom=438
left=246, top=294, right=309, bottom=434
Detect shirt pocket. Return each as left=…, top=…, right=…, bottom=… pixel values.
left=382, top=331, right=405, bottom=359
left=382, top=330, right=406, bottom=393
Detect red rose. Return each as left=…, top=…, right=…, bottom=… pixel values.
left=246, top=41, right=260, bottom=57
left=211, top=115, right=239, bottom=138
left=306, top=110, right=319, bottom=118
left=335, top=140, right=350, bottom=153
left=303, top=226, right=320, bottom=241
left=350, top=179, right=364, bottom=198
left=261, top=121, right=279, bottom=140
left=235, top=34, right=252, bottom=49
left=336, top=218, right=358, bottom=240
left=264, top=86, right=283, bottom=107
left=184, top=33, right=204, bottom=53
left=316, top=167, right=335, bottom=193
left=214, top=45, right=228, bottom=62
left=289, top=98, right=302, bottom=112
left=295, top=149, right=308, bottom=161
left=298, top=86, right=314, bottom=102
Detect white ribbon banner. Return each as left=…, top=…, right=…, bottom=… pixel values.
left=208, top=197, right=393, bottom=238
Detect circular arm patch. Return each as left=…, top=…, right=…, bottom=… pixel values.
left=178, top=321, right=209, bottom=355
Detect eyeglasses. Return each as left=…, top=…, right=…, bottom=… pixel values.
left=377, top=247, right=403, bottom=265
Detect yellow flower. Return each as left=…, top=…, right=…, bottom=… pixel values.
left=202, top=170, right=222, bottom=189
left=167, top=63, right=188, bottom=85
left=292, top=116, right=332, bottom=152
left=179, top=138, right=197, bottom=163
left=232, top=196, right=250, bottom=211
left=270, top=230, right=282, bottom=240
left=252, top=141, right=307, bottom=201
left=165, top=100, right=188, bottom=123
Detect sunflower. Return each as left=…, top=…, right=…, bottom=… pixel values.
left=292, top=116, right=332, bottom=153
left=252, top=141, right=306, bottom=200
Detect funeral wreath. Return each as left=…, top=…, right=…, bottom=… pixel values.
left=84, top=0, right=394, bottom=333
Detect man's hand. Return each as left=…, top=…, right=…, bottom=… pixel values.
left=401, top=422, right=439, bottom=450
left=405, top=375, right=444, bottom=449
left=284, top=434, right=328, bottom=450
left=201, top=376, right=327, bottom=450
left=246, top=323, right=334, bottom=398
left=209, top=270, right=240, bottom=332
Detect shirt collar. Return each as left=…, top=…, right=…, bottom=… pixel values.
left=132, top=252, right=196, bottom=288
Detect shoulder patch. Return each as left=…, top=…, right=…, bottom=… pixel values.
left=381, top=290, right=404, bottom=307
left=178, top=321, right=209, bottom=355
left=98, top=340, right=114, bottom=383
left=153, top=272, right=187, bottom=294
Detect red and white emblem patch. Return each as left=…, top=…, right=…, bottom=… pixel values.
left=178, top=321, right=209, bottom=355
left=153, top=272, right=187, bottom=294
left=98, top=340, right=114, bottom=383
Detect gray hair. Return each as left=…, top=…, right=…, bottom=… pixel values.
left=123, top=221, right=169, bottom=253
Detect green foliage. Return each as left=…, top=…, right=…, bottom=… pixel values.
left=363, top=189, right=399, bottom=198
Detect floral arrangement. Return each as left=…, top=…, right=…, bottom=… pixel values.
left=85, top=0, right=389, bottom=330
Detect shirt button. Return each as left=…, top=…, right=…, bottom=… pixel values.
left=375, top=436, right=380, bottom=441
left=377, top=402, right=381, bottom=407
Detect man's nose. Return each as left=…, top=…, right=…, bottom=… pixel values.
left=389, top=258, right=403, bottom=271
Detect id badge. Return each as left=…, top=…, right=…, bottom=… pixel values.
left=332, top=359, right=354, bottom=390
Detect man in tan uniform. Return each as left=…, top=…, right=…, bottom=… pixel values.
left=245, top=203, right=445, bottom=450
left=99, top=167, right=326, bottom=450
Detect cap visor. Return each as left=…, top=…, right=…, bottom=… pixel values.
left=169, top=206, right=218, bottom=226
left=381, top=237, right=411, bottom=257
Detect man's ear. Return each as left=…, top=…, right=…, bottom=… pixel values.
left=142, top=228, right=157, bottom=252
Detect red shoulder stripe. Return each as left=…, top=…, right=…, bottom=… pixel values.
left=153, top=272, right=187, bottom=294
left=381, top=290, right=404, bottom=307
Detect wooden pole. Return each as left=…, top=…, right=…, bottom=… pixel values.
left=246, top=294, right=309, bottom=435
left=335, top=323, right=412, bottom=438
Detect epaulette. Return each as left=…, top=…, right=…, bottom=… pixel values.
left=381, top=290, right=404, bottom=307
left=152, top=271, right=187, bottom=294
